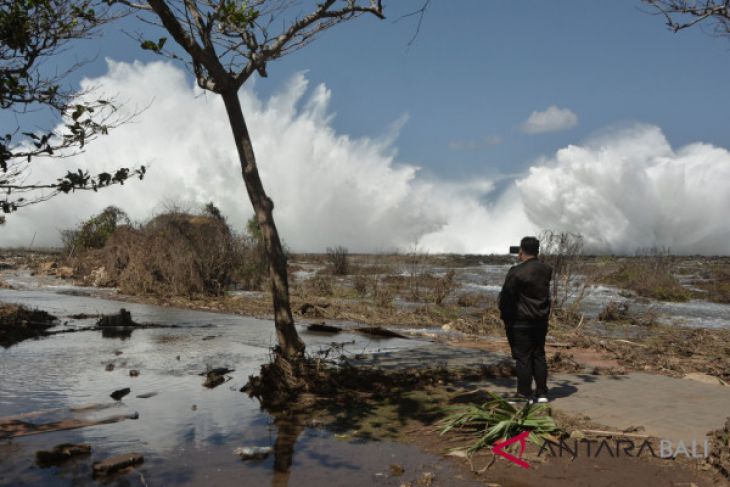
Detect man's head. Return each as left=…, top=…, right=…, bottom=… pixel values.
left=519, top=236, right=539, bottom=261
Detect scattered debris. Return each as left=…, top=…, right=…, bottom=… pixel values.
left=389, top=464, right=405, bottom=476
left=110, top=388, right=131, bottom=401
left=548, top=351, right=583, bottom=373
left=355, top=326, right=407, bottom=339
left=307, top=322, right=341, bottom=333
left=202, top=335, right=218, bottom=340
left=1, top=412, right=138, bottom=438
left=598, top=301, right=630, bottom=321
left=36, top=443, right=91, bottom=467
left=92, top=452, right=144, bottom=476
left=298, top=302, right=330, bottom=316
left=105, top=363, right=115, bottom=372
left=0, top=304, right=57, bottom=347
left=234, top=446, right=272, bottom=460
left=136, top=392, right=157, bottom=399
left=201, top=367, right=234, bottom=389
left=68, top=313, right=100, bottom=320
left=129, top=369, right=140, bottom=377
left=706, top=417, right=730, bottom=479
left=97, top=309, right=137, bottom=327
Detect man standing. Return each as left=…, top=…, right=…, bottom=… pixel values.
left=498, top=236, right=553, bottom=403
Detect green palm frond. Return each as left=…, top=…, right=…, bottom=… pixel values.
left=440, top=390, right=559, bottom=454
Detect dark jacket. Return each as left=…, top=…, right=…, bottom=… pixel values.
left=498, top=258, right=552, bottom=323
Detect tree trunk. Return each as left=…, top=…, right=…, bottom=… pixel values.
left=221, top=89, right=305, bottom=360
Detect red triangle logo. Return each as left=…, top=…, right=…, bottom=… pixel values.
left=492, top=430, right=531, bottom=469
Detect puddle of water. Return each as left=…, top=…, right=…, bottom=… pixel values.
left=1, top=287, right=464, bottom=487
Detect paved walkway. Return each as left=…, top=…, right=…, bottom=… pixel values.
left=356, top=343, right=730, bottom=443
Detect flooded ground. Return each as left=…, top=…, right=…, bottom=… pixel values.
left=0, top=285, right=476, bottom=487
left=452, top=263, right=730, bottom=329
left=2, top=256, right=729, bottom=486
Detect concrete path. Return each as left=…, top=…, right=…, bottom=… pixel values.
left=357, top=343, right=730, bottom=443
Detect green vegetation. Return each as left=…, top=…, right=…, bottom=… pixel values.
left=61, top=206, right=130, bottom=254
left=440, top=391, right=559, bottom=453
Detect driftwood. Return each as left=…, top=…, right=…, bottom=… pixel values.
left=36, top=443, right=91, bottom=467
left=1, top=412, right=139, bottom=439
left=307, top=323, right=341, bottom=333
left=354, top=327, right=408, bottom=339
left=93, top=452, right=144, bottom=476
left=579, top=429, right=650, bottom=439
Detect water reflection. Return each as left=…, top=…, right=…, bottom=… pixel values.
left=271, top=414, right=306, bottom=487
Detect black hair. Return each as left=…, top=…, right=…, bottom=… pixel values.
left=520, top=236, right=540, bottom=256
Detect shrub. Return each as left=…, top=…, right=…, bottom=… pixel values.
left=605, top=248, right=690, bottom=302
left=306, top=275, right=333, bottom=296
left=67, top=206, right=271, bottom=296
left=353, top=274, right=369, bottom=297
left=432, top=270, right=456, bottom=305
left=61, top=206, right=129, bottom=255
left=326, top=246, right=349, bottom=275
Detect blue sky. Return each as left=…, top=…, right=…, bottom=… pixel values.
left=6, top=0, right=730, bottom=179
left=3, top=1, right=730, bottom=253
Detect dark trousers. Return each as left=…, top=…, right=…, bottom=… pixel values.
left=507, top=321, right=548, bottom=397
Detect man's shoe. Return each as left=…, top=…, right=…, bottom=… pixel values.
left=535, top=396, right=549, bottom=404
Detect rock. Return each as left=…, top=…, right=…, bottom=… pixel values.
left=36, top=443, right=91, bottom=467
left=441, top=323, right=452, bottom=331
left=129, top=370, right=140, bottom=377
left=683, top=372, right=729, bottom=386
left=105, top=363, right=115, bottom=372
left=136, top=392, right=157, bottom=399
left=97, top=309, right=136, bottom=327
left=110, top=388, right=131, bottom=400
left=92, top=452, right=144, bottom=476
left=234, top=446, right=272, bottom=460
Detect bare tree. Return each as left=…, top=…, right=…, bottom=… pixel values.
left=0, top=0, right=145, bottom=220
left=644, top=0, right=730, bottom=35
left=110, top=1, right=393, bottom=371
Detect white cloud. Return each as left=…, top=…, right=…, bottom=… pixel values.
left=521, top=105, right=577, bottom=134
left=517, top=124, right=730, bottom=254
left=3, top=62, right=729, bottom=255
left=448, top=134, right=502, bottom=151
left=0, top=61, right=530, bottom=254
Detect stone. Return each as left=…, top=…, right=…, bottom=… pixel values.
left=110, top=388, right=131, bottom=400
left=105, top=363, right=115, bottom=372
left=129, top=370, right=140, bottom=377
